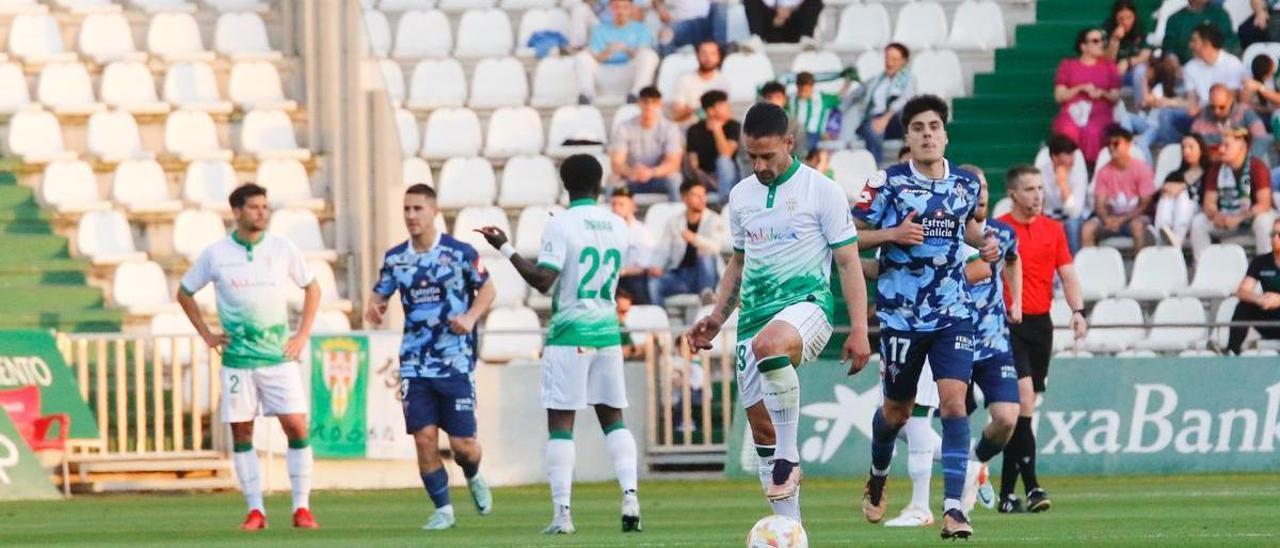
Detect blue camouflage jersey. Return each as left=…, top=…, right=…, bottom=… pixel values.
left=969, top=219, right=1018, bottom=361
left=854, top=160, right=981, bottom=332
left=373, top=234, right=490, bottom=378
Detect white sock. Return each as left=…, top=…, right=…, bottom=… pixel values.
left=286, top=446, right=313, bottom=511
left=756, top=453, right=801, bottom=522
left=546, top=439, right=575, bottom=508
left=904, top=416, right=936, bottom=512
left=760, top=360, right=800, bottom=463
left=233, top=449, right=264, bottom=513
left=930, top=425, right=943, bottom=463
left=604, top=428, right=638, bottom=494
left=437, top=504, right=455, bottom=516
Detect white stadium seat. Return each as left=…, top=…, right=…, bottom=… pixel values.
left=165, top=109, right=233, bottom=161
left=625, top=304, right=670, bottom=341
left=0, top=62, right=32, bottom=113
left=452, top=206, right=509, bottom=254
left=1133, top=297, right=1208, bottom=352
left=76, top=210, right=146, bottom=265
left=644, top=201, right=685, bottom=241
left=36, top=62, right=104, bottom=116
left=721, top=52, right=775, bottom=103
left=545, top=105, right=607, bottom=158
left=258, top=159, right=324, bottom=212
left=1152, top=143, right=1183, bottom=187
left=8, top=13, right=76, bottom=64
left=830, top=4, right=890, bottom=53
left=87, top=110, right=151, bottom=164
left=1082, top=298, right=1145, bottom=353
left=113, top=260, right=178, bottom=315
left=514, top=204, right=563, bottom=257
left=913, top=49, right=965, bottom=98
left=112, top=159, right=183, bottom=215
left=7, top=109, right=76, bottom=164
left=501, top=0, right=553, bottom=7
left=1225, top=0, right=1253, bottom=28
left=1180, top=244, right=1249, bottom=298
left=436, top=157, right=497, bottom=208
left=1050, top=297, right=1075, bottom=352
left=656, top=51, right=697, bottom=99
left=947, top=1, right=1007, bottom=50
left=855, top=49, right=884, bottom=82
left=468, top=57, right=528, bottom=109
left=1074, top=246, right=1126, bottom=300
left=515, top=7, right=570, bottom=57
left=206, top=0, right=270, bottom=12
left=482, top=256, right=528, bottom=307
left=402, top=157, right=433, bottom=187
left=393, top=9, right=452, bottom=59
left=498, top=155, right=559, bottom=207
left=362, top=9, right=392, bottom=58
left=39, top=160, right=110, bottom=214
left=893, top=1, right=949, bottom=51
left=78, top=12, right=146, bottom=64
left=182, top=160, right=237, bottom=212
left=100, top=61, right=171, bottom=115
left=421, top=107, right=482, bottom=159
left=378, top=0, right=433, bottom=10
left=228, top=61, right=297, bottom=111
left=484, top=107, right=544, bottom=158
left=530, top=56, right=580, bottom=108
left=377, top=58, right=406, bottom=106
left=214, top=12, right=281, bottom=61
left=131, top=0, right=197, bottom=13
left=1214, top=297, right=1239, bottom=349
left=1242, top=42, right=1280, bottom=72
left=1117, top=246, right=1188, bottom=300
left=610, top=104, right=639, bottom=134
left=268, top=208, right=337, bottom=262
left=147, top=12, right=215, bottom=62
left=172, top=208, right=226, bottom=262
left=150, top=311, right=199, bottom=339
left=163, top=62, right=234, bottom=114
left=313, top=310, right=352, bottom=333
left=288, top=260, right=352, bottom=313
left=480, top=306, right=542, bottom=362
left=395, top=108, right=421, bottom=157
left=241, top=109, right=312, bottom=161
left=0, top=0, right=44, bottom=14
left=406, top=58, right=467, bottom=110
left=828, top=149, right=877, bottom=202
left=440, top=0, right=496, bottom=9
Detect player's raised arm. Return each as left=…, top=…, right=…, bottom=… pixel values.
left=474, top=226, right=560, bottom=294
left=687, top=250, right=743, bottom=351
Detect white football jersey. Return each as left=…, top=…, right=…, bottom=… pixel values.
left=537, top=199, right=630, bottom=347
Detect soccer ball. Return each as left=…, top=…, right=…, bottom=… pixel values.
left=746, top=515, right=808, bottom=548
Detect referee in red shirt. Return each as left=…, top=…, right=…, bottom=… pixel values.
left=995, top=165, right=1088, bottom=514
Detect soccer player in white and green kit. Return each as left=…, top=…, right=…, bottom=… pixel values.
left=176, top=183, right=321, bottom=530
left=475, top=155, right=641, bottom=535
left=687, top=102, right=872, bottom=523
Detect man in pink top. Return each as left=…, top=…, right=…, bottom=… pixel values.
left=1082, top=124, right=1156, bottom=248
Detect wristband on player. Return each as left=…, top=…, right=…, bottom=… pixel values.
left=500, top=243, right=516, bottom=259
left=1072, top=309, right=1086, bottom=317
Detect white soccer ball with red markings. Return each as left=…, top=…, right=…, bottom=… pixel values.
left=746, top=515, right=808, bottom=548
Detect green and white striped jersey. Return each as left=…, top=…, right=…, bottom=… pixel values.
left=537, top=199, right=630, bottom=347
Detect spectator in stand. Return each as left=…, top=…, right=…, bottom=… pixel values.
left=671, top=40, right=729, bottom=124
left=1148, top=23, right=1248, bottom=150
left=1036, top=134, right=1089, bottom=252
left=610, top=187, right=661, bottom=305
left=1154, top=134, right=1210, bottom=247
left=804, top=147, right=831, bottom=178
left=1103, top=0, right=1152, bottom=106
left=654, top=0, right=728, bottom=55
left=787, top=71, right=843, bottom=156
left=575, top=0, right=661, bottom=105
left=616, top=289, right=649, bottom=360
left=843, top=43, right=915, bottom=164
left=1190, top=84, right=1270, bottom=155
left=1052, top=27, right=1121, bottom=165
left=743, top=0, right=823, bottom=44
left=684, top=90, right=741, bottom=203
left=1238, top=0, right=1280, bottom=49
left=1190, top=127, right=1277, bottom=258
left=610, top=86, right=685, bottom=200
left=654, top=180, right=727, bottom=301
left=1082, top=124, right=1156, bottom=248
left=1162, top=0, right=1237, bottom=64
left=569, top=0, right=648, bottom=50
left=1136, top=53, right=1192, bottom=150
left=759, top=80, right=787, bottom=107
left=1227, top=219, right=1280, bottom=354
left=1241, top=54, right=1278, bottom=119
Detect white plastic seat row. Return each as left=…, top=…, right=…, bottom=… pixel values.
left=287, top=260, right=353, bottom=313
left=428, top=156, right=561, bottom=209
left=390, top=8, right=513, bottom=60
left=829, top=1, right=1006, bottom=52
left=1078, top=244, right=1245, bottom=302
left=112, top=259, right=180, bottom=316
left=480, top=305, right=542, bottom=362
left=76, top=210, right=147, bottom=265
left=268, top=208, right=337, bottom=262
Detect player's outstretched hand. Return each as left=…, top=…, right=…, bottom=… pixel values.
left=473, top=226, right=509, bottom=250
left=686, top=313, right=723, bottom=351
left=1071, top=312, right=1088, bottom=340
left=842, top=332, right=871, bottom=376
left=891, top=211, right=925, bottom=245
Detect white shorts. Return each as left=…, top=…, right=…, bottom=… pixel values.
left=221, top=362, right=308, bottom=423
left=735, top=302, right=833, bottom=408
left=540, top=345, right=628, bottom=410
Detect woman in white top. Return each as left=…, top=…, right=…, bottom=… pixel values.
left=1154, top=133, right=1209, bottom=248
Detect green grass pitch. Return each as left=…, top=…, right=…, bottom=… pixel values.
left=2, top=474, right=1277, bottom=546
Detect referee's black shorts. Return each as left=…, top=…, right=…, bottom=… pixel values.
left=1010, top=313, right=1054, bottom=393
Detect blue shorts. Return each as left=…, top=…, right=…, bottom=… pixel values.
left=401, top=375, right=477, bottom=437
left=971, top=354, right=1020, bottom=405
left=880, top=320, right=975, bottom=403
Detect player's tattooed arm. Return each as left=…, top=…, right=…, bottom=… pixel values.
left=712, top=251, right=744, bottom=321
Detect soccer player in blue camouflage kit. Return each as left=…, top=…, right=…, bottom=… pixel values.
left=852, top=95, right=1000, bottom=539
left=366, top=184, right=497, bottom=531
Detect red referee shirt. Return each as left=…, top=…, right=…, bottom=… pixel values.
left=999, top=213, right=1072, bottom=315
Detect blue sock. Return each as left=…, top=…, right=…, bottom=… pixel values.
left=870, top=409, right=901, bottom=474
left=422, top=467, right=450, bottom=509
left=941, top=416, right=971, bottom=503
